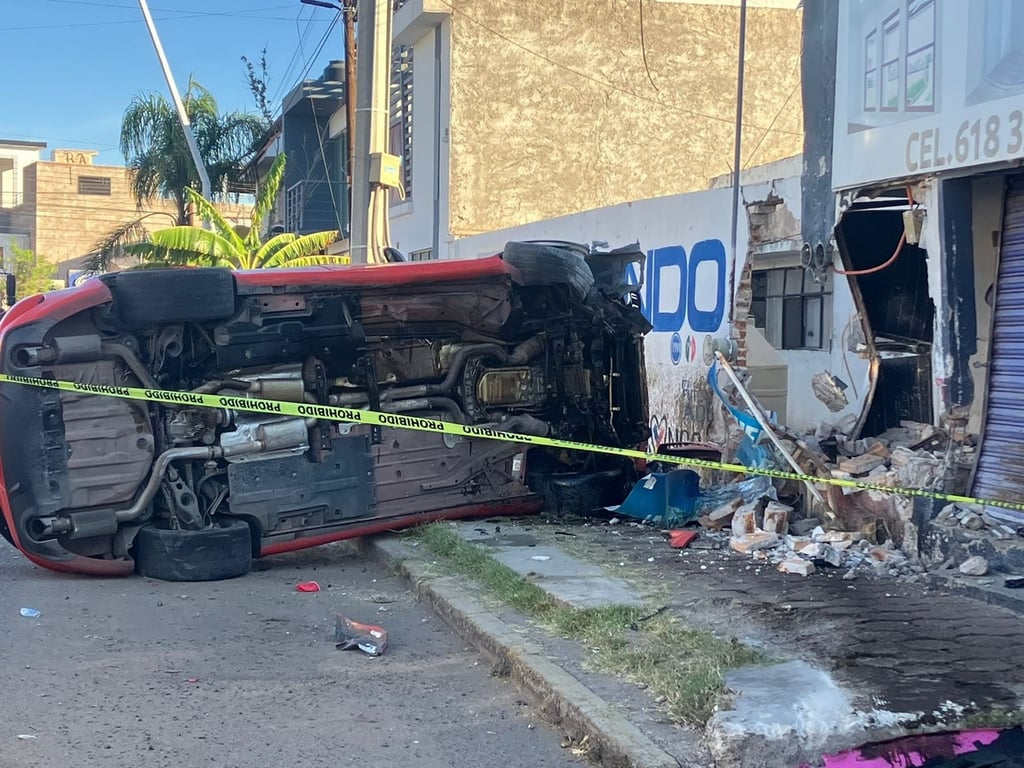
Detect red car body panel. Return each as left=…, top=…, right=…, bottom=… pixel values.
left=0, top=249, right=650, bottom=578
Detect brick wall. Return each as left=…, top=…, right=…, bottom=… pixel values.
left=732, top=257, right=754, bottom=367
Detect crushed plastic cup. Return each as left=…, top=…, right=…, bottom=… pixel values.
left=19, top=608, right=40, bottom=619
left=296, top=581, right=321, bottom=593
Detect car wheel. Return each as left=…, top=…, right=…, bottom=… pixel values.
left=542, top=469, right=628, bottom=517
left=502, top=241, right=595, bottom=301
left=105, top=268, right=237, bottom=328
left=134, top=517, right=253, bottom=582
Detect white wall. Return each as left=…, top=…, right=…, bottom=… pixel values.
left=0, top=145, right=43, bottom=208
left=388, top=18, right=450, bottom=259
left=451, top=170, right=867, bottom=440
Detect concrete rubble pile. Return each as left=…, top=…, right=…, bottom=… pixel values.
left=933, top=502, right=1020, bottom=540
left=697, top=495, right=923, bottom=580
left=823, top=419, right=952, bottom=496
left=694, top=364, right=1023, bottom=580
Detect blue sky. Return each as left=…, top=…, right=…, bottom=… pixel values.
left=2, top=0, right=340, bottom=165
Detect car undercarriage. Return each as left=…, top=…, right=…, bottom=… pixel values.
left=0, top=241, right=651, bottom=579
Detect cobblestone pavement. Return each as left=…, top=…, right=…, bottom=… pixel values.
left=518, top=516, right=1024, bottom=724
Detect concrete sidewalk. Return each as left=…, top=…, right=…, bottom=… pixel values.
left=366, top=517, right=1024, bottom=768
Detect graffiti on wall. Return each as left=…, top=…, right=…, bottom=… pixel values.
left=647, top=378, right=716, bottom=451
left=631, top=238, right=730, bottom=449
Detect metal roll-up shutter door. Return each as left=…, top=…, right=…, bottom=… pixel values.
left=972, top=174, right=1024, bottom=523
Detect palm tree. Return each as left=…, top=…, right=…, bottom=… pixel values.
left=84, top=80, right=270, bottom=273
left=126, top=153, right=343, bottom=270
left=121, top=79, right=268, bottom=223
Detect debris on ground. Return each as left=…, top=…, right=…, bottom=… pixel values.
left=19, top=608, right=40, bottom=618
left=934, top=503, right=1019, bottom=539
left=296, top=581, right=321, bottom=593
left=335, top=615, right=388, bottom=656
left=777, top=557, right=815, bottom=576
left=667, top=530, right=697, bottom=549
left=958, top=556, right=990, bottom=577
left=617, top=365, right=1023, bottom=585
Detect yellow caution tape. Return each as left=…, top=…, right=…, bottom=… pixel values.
left=1, top=373, right=1022, bottom=515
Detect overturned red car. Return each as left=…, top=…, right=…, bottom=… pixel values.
left=0, top=241, right=650, bottom=580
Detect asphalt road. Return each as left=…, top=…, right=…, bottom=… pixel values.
left=1, top=539, right=584, bottom=768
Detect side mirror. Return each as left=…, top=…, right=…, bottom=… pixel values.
left=5, top=273, right=16, bottom=306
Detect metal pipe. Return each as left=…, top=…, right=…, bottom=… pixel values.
left=137, top=0, right=212, bottom=202
left=100, top=342, right=159, bottom=390
left=191, top=379, right=250, bottom=394
left=350, top=0, right=375, bottom=262
left=384, top=396, right=466, bottom=424
left=714, top=351, right=829, bottom=510
left=344, top=0, right=357, bottom=198
left=728, top=0, right=748, bottom=323
left=114, top=442, right=263, bottom=522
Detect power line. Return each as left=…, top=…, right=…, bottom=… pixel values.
left=268, top=11, right=341, bottom=123
left=271, top=7, right=319, bottom=106
left=433, top=0, right=801, bottom=136
left=742, top=66, right=801, bottom=169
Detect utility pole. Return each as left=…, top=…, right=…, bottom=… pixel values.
left=350, top=0, right=394, bottom=263
left=137, top=0, right=212, bottom=202
left=728, top=0, right=748, bottom=323
left=343, top=0, right=357, bottom=189
left=300, top=0, right=356, bottom=186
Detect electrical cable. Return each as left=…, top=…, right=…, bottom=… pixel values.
left=742, top=65, right=801, bottom=170
left=310, top=104, right=345, bottom=234
left=638, top=0, right=658, bottom=92
left=833, top=186, right=915, bottom=276
left=271, top=8, right=319, bottom=106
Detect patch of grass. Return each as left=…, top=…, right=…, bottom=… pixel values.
left=952, top=707, right=1024, bottom=730
left=412, top=523, right=766, bottom=725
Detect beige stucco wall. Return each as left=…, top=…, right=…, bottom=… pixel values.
left=447, top=0, right=803, bottom=238
left=25, top=160, right=251, bottom=268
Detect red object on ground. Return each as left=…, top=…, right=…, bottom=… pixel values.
left=668, top=530, right=698, bottom=549
left=296, top=581, right=321, bottom=592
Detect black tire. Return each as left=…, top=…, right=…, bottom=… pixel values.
left=104, top=268, right=236, bottom=328
left=542, top=469, right=628, bottom=517
left=502, top=241, right=595, bottom=301
left=134, top=517, right=253, bottom=582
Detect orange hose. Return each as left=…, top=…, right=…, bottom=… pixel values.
left=834, top=185, right=915, bottom=277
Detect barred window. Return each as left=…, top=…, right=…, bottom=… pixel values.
left=78, top=176, right=112, bottom=196
left=389, top=45, right=414, bottom=203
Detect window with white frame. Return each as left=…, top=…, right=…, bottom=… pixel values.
left=750, top=267, right=833, bottom=351
left=881, top=11, right=901, bottom=111
left=864, top=29, right=878, bottom=111
left=905, top=0, right=935, bottom=111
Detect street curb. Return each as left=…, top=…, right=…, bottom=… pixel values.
left=363, top=535, right=681, bottom=768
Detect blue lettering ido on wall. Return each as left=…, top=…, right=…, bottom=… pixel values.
left=626, top=240, right=727, bottom=333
